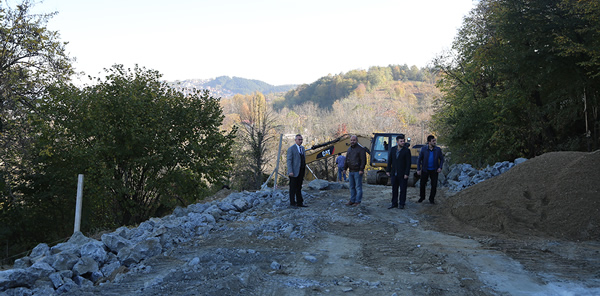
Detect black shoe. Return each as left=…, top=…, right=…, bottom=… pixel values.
left=399, top=205, right=405, bottom=209
left=297, top=204, right=308, bottom=207
left=417, top=198, right=424, bottom=203
left=429, top=200, right=435, bottom=205
left=388, top=205, right=397, bottom=209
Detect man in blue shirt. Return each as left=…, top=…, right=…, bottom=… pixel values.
left=335, top=153, right=347, bottom=182
left=417, top=135, right=444, bottom=204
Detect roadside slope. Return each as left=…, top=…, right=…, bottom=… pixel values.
left=430, top=150, right=600, bottom=241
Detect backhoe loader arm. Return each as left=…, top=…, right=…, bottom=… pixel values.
left=304, top=134, right=371, bottom=165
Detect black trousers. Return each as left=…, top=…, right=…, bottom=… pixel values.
left=391, top=174, right=408, bottom=207
left=420, top=170, right=439, bottom=202
left=289, top=175, right=304, bottom=206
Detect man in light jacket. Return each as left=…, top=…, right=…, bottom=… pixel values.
left=287, top=134, right=307, bottom=208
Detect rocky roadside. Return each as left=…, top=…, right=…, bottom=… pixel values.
left=2, top=179, right=599, bottom=296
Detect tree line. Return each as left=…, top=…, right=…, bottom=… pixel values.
left=273, top=65, right=436, bottom=110
left=433, top=0, right=600, bottom=165
left=0, top=1, right=235, bottom=264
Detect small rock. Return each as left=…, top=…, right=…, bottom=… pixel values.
left=28, top=261, right=55, bottom=278
left=49, top=272, right=65, bottom=288
left=80, top=241, right=108, bottom=264
left=30, top=244, right=50, bottom=259
left=327, top=182, right=344, bottom=190
left=100, top=261, right=121, bottom=280
left=308, top=179, right=329, bottom=190
left=72, top=257, right=99, bottom=276
left=270, top=261, right=281, bottom=270
left=514, top=157, right=528, bottom=165
left=101, top=232, right=130, bottom=254
left=188, top=257, right=200, bottom=266
left=51, top=252, right=79, bottom=271
left=12, top=257, right=32, bottom=269
left=0, top=269, right=36, bottom=290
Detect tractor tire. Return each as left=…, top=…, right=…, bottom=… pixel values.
left=376, top=170, right=389, bottom=185
left=410, top=171, right=420, bottom=187
left=408, top=174, right=415, bottom=187
left=366, top=170, right=377, bottom=184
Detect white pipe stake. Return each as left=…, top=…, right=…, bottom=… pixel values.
left=74, top=174, right=84, bottom=233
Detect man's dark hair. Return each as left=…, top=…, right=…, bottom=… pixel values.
left=396, top=134, right=405, bottom=140
left=427, top=135, right=435, bottom=143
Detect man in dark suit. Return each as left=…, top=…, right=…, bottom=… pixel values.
left=386, top=134, right=412, bottom=209
left=286, top=134, right=307, bottom=208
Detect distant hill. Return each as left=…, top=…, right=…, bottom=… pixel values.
left=168, top=76, right=297, bottom=98
left=273, top=64, right=438, bottom=110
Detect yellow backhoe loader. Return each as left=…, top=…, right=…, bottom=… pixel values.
left=303, top=133, right=422, bottom=186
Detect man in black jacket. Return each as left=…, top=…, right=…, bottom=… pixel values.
left=386, top=134, right=412, bottom=209
left=343, top=135, right=367, bottom=206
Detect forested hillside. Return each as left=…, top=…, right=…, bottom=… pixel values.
left=274, top=64, right=435, bottom=109
left=169, top=76, right=297, bottom=98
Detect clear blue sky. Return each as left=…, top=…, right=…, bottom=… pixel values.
left=30, top=0, right=477, bottom=85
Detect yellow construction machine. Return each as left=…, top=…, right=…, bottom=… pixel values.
left=367, top=133, right=422, bottom=186
left=303, top=133, right=422, bottom=186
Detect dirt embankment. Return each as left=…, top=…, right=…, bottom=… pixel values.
left=427, top=150, right=600, bottom=241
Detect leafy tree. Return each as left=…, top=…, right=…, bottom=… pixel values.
left=0, top=0, right=73, bottom=194
left=555, top=0, right=600, bottom=150
left=231, top=92, right=276, bottom=189
left=433, top=0, right=600, bottom=164
left=0, top=0, right=73, bottom=262
left=367, top=66, right=393, bottom=90
left=556, top=0, right=600, bottom=78
left=26, top=65, right=236, bottom=231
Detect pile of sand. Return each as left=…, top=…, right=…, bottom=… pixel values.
left=437, top=150, right=600, bottom=241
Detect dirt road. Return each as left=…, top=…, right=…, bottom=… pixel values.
left=69, top=184, right=600, bottom=296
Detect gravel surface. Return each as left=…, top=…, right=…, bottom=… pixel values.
left=57, top=181, right=600, bottom=296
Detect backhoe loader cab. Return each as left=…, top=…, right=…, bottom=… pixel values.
left=366, top=133, right=421, bottom=186
left=370, top=133, right=405, bottom=166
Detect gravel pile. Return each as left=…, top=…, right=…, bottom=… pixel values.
left=1, top=188, right=321, bottom=295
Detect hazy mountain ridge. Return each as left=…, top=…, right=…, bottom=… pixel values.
left=168, top=76, right=297, bottom=98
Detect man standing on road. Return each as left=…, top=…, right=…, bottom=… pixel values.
left=344, top=135, right=367, bottom=207
left=287, top=134, right=308, bottom=208
left=335, top=153, right=346, bottom=182
left=417, top=135, right=444, bottom=204
left=386, top=134, right=412, bottom=209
